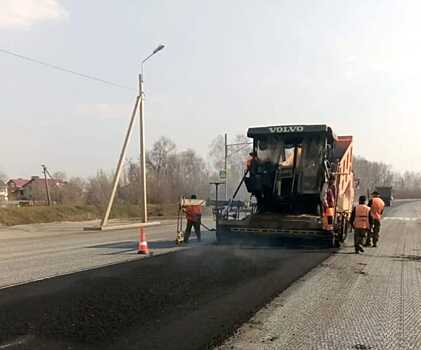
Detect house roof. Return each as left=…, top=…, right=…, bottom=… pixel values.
left=8, top=178, right=30, bottom=188
left=23, top=178, right=66, bottom=188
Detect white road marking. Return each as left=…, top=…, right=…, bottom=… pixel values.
left=383, top=217, right=418, bottom=221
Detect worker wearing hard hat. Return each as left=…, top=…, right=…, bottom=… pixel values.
left=184, top=194, right=202, bottom=243
left=366, top=191, right=385, bottom=247
left=350, top=195, right=372, bottom=254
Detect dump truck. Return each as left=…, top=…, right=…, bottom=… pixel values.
left=217, top=124, right=355, bottom=247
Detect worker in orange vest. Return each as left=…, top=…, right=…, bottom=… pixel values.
left=350, top=195, right=372, bottom=254
left=320, top=176, right=336, bottom=231
left=366, top=191, right=385, bottom=247
left=245, top=151, right=258, bottom=174
left=184, top=194, right=202, bottom=243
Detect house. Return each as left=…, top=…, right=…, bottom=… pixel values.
left=7, top=178, right=30, bottom=201
left=20, top=176, right=66, bottom=202
left=0, top=180, right=8, bottom=201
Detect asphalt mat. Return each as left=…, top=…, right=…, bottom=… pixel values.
left=0, top=244, right=332, bottom=350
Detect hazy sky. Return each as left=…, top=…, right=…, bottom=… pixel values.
left=1, top=0, right=421, bottom=178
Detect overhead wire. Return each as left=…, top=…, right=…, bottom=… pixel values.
left=0, top=48, right=135, bottom=91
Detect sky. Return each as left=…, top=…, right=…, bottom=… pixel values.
left=1, top=0, right=421, bottom=178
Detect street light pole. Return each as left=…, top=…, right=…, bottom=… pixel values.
left=138, top=73, right=147, bottom=222
left=224, top=133, right=228, bottom=200
left=210, top=181, right=224, bottom=240
left=139, top=44, right=165, bottom=223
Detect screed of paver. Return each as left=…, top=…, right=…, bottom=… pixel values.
left=218, top=201, right=421, bottom=350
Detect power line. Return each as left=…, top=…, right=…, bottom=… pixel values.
left=0, top=48, right=135, bottom=91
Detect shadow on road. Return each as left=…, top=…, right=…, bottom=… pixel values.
left=87, top=239, right=205, bottom=255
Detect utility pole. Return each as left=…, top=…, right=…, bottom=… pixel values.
left=100, top=97, right=140, bottom=227
left=210, top=181, right=224, bottom=238
left=139, top=44, right=165, bottom=223
left=100, top=44, right=165, bottom=228
left=224, top=133, right=228, bottom=200
left=139, top=73, right=147, bottom=223
left=41, top=164, right=52, bottom=206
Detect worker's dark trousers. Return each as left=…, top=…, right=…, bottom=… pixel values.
left=354, top=229, right=366, bottom=252
left=367, top=219, right=381, bottom=245
left=184, top=220, right=201, bottom=243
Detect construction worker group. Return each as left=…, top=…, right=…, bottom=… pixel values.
left=351, top=191, right=385, bottom=254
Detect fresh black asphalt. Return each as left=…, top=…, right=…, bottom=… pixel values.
left=0, top=243, right=332, bottom=350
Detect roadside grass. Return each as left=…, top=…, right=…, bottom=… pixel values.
left=0, top=204, right=179, bottom=226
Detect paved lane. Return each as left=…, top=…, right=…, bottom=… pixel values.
left=0, top=230, right=332, bottom=349
left=219, top=200, right=421, bottom=350
left=0, top=219, right=213, bottom=288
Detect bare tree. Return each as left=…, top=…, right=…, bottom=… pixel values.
left=208, top=134, right=251, bottom=200
left=353, top=156, right=394, bottom=195
left=56, top=177, right=86, bottom=205
left=147, top=136, right=176, bottom=178
left=52, top=171, right=67, bottom=181
left=85, top=170, right=113, bottom=208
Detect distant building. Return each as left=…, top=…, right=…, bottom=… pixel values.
left=7, top=177, right=66, bottom=203
left=20, top=176, right=66, bottom=202
left=0, top=180, right=8, bottom=201
left=7, top=178, right=30, bottom=201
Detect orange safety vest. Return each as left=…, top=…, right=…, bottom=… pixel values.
left=353, top=204, right=370, bottom=229
left=323, top=207, right=335, bottom=230
left=370, top=197, right=385, bottom=221
left=185, top=205, right=202, bottom=223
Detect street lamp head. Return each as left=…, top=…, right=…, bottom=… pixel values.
left=153, top=44, right=165, bottom=54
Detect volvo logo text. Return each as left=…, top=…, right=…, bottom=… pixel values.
left=269, top=126, right=304, bottom=133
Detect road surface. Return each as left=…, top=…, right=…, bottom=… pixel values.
left=0, top=219, right=211, bottom=288
left=1, top=200, right=420, bottom=350
left=219, top=200, right=421, bottom=350
left=0, top=218, right=331, bottom=349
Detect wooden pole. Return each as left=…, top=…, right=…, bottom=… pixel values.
left=101, top=95, right=140, bottom=227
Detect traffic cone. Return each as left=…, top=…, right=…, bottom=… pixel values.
left=137, top=227, right=149, bottom=254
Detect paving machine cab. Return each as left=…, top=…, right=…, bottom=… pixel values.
left=245, top=125, right=335, bottom=215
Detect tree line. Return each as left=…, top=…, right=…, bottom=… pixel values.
left=353, top=156, right=421, bottom=198
left=0, top=135, right=251, bottom=208
left=2, top=137, right=421, bottom=208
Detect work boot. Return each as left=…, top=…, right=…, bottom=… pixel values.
left=373, top=243, right=377, bottom=248
left=358, top=246, right=365, bottom=253
left=355, top=249, right=360, bottom=254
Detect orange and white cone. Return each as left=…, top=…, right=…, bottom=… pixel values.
left=137, top=227, right=149, bottom=255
